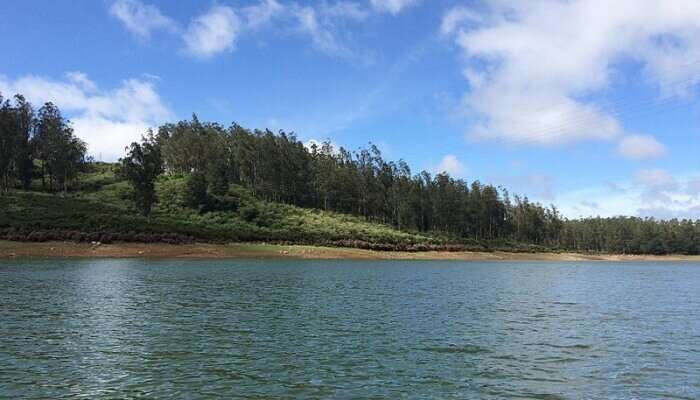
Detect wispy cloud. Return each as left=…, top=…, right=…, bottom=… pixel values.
left=369, top=0, right=419, bottom=15
left=291, top=1, right=376, bottom=60
left=109, top=0, right=176, bottom=39
left=109, top=0, right=414, bottom=61
left=439, top=6, right=478, bottom=36
left=293, top=6, right=354, bottom=58
left=65, top=71, right=98, bottom=93
left=241, top=0, right=286, bottom=30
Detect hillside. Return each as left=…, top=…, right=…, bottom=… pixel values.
left=1, top=164, right=487, bottom=251
left=3, top=97, right=699, bottom=256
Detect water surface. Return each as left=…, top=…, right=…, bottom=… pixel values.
left=1, top=259, right=699, bottom=399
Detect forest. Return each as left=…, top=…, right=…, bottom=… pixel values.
left=1, top=92, right=698, bottom=255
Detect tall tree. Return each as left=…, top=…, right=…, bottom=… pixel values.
left=0, top=94, right=15, bottom=192
left=33, top=102, right=63, bottom=190
left=119, top=132, right=163, bottom=216
left=13, top=95, right=34, bottom=190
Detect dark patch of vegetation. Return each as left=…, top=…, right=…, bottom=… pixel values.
left=118, top=133, right=163, bottom=216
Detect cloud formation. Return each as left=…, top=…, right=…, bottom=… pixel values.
left=242, top=0, right=285, bottom=30
left=183, top=6, right=241, bottom=59
left=370, top=0, right=419, bottom=15
left=109, top=0, right=176, bottom=39
left=557, top=169, right=700, bottom=219
left=617, top=134, right=667, bottom=160
left=0, top=72, right=171, bottom=161
left=443, top=0, right=700, bottom=147
left=440, top=6, right=478, bottom=36
left=432, top=154, right=466, bottom=176
left=110, top=0, right=415, bottom=60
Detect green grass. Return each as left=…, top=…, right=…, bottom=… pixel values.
left=1, top=167, right=439, bottom=247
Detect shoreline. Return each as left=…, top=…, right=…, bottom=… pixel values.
left=1, top=241, right=700, bottom=262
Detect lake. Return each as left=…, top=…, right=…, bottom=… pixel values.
left=1, top=259, right=699, bottom=399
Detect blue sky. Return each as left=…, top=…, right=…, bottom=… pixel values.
left=2, top=0, right=700, bottom=219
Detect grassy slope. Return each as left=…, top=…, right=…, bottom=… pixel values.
left=0, top=165, right=440, bottom=247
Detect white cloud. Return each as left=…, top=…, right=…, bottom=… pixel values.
left=109, top=0, right=176, bottom=39
left=370, top=0, right=419, bottom=15
left=242, top=0, right=285, bottom=30
left=635, top=168, right=678, bottom=192
left=556, top=169, right=700, bottom=219
left=617, top=134, right=667, bottom=160
left=0, top=73, right=172, bottom=161
left=440, top=6, right=478, bottom=36
left=304, top=139, right=340, bottom=153
left=110, top=0, right=396, bottom=61
left=183, top=6, right=241, bottom=59
left=432, top=154, right=466, bottom=176
left=444, top=1, right=700, bottom=146
left=65, top=72, right=98, bottom=93
left=111, top=0, right=281, bottom=58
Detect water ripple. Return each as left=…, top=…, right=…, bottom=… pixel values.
left=1, top=259, right=699, bottom=399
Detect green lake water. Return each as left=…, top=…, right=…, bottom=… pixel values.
left=1, top=259, right=699, bottom=399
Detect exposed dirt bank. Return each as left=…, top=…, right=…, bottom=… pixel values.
left=2, top=241, right=700, bottom=262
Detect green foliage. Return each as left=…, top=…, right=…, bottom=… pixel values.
left=0, top=165, right=436, bottom=248
left=33, top=102, right=87, bottom=192
left=208, top=161, right=229, bottom=196
left=184, top=172, right=209, bottom=211
left=0, top=94, right=15, bottom=192
left=118, top=132, right=163, bottom=216
left=77, top=162, right=121, bottom=192
left=239, top=203, right=259, bottom=222
left=0, top=94, right=38, bottom=192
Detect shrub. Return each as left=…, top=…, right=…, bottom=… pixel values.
left=184, top=172, right=209, bottom=210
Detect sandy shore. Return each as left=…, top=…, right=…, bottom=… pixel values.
left=1, top=241, right=699, bottom=261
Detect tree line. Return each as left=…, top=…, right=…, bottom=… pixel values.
left=0, top=93, right=87, bottom=193
left=124, top=116, right=561, bottom=245
left=3, top=94, right=700, bottom=255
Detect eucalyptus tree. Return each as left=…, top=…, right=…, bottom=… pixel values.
left=0, top=94, right=16, bottom=192
left=13, top=95, right=34, bottom=189
left=0, top=94, right=15, bottom=192
left=32, top=102, right=86, bottom=192
left=34, top=102, right=63, bottom=190
left=119, top=132, right=163, bottom=216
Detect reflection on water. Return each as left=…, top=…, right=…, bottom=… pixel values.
left=1, top=259, right=699, bottom=399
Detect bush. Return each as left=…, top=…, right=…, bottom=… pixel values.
left=239, top=203, right=259, bottom=222
left=184, top=172, right=209, bottom=210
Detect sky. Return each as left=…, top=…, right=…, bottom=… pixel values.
left=2, top=0, right=700, bottom=219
